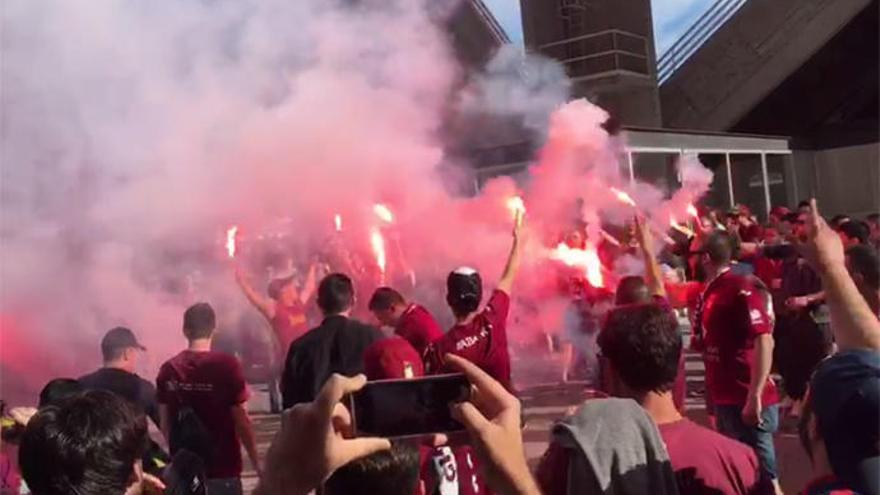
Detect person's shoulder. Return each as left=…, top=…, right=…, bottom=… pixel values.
left=78, top=369, right=100, bottom=384
left=347, top=318, right=382, bottom=335
left=136, top=374, right=157, bottom=392
left=207, top=350, right=241, bottom=366
left=671, top=418, right=757, bottom=459
left=157, top=352, right=183, bottom=373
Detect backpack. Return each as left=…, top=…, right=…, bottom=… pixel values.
left=166, top=361, right=213, bottom=463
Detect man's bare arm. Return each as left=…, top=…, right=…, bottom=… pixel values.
left=299, top=263, right=318, bottom=305
left=800, top=199, right=880, bottom=351
left=232, top=403, right=262, bottom=477
left=235, top=266, right=275, bottom=320
left=497, top=213, right=525, bottom=295
left=749, top=334, right=774, bottom=399
left=635, top=216, right=665, bottom=298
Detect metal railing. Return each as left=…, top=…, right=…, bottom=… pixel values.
left=657, top=0, right=748, bottom=84
left=471, top=0, right=511, bottom=44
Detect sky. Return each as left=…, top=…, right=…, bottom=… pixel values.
left=483, top=0, right=715, bottom=56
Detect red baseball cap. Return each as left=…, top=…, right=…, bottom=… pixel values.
left=363, top=337, right=424, bottom=380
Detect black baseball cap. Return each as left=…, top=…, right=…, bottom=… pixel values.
left=810, top=349, right=880, bottom=493
left=101, top=327, right=146, bottom=357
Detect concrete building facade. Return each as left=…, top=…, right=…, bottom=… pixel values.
left=520, top=0, right=663, bottom=127
left=660, top=0, right=878, bottom=217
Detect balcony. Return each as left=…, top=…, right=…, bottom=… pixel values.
left=538, top=29, right=652, bottom=81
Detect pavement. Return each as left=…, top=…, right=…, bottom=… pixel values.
left=241, top=346, right=813, bottom=494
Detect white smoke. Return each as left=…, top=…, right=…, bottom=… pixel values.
left=0, top=0, right=713, bottom=400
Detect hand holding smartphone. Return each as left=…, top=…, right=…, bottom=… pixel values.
left=349, top=373, right=470, bottom=439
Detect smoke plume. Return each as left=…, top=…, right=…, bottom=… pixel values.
left=0, top=0, right=712, bottom=401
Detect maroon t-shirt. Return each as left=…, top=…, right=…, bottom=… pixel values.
left=396, top=304, right=444, bottom=358
left=537, top=418, right=770, bottom=495
left=426, top=290, right=512, bottom=390
left=659, top=419, right=770, bottom=495
left=271, top=301, right=309, bottom=352
left=422, top=445, right=489, bottom=495
left=698, top=269, right=779, bottom=406
left=156, top=350, right=250, bottom=479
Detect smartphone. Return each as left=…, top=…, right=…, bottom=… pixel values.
left=349, top=373, right=471, bottom=438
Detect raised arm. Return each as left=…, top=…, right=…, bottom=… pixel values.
left=299, top=263, right=318, bottom=305
left=235, top=265, right=275, bottom=320
left=497, top=211, right=525, bottom=295
left=232, top=403, right=262, bottom=478
left=634, top=216, right=665, bottom=298
left=800, top=199, right=880, bottom=351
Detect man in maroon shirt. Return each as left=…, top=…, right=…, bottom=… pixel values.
left=538, top=302, right=770, bottom=495
left=235, top=263, right=318, bottom=353
left=156, top=302, right=261, bottom=495
left=695, top=231, right=780, bottom=491
left=368, top=287, right=443, bottom=358
left=425, top=212, right=523, bottom=390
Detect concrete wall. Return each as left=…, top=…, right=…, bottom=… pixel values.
left=661, top=0, right=871, bottom=131
left=793, top=143, right=880, bottom=217
left=520, top=0, right=663, bottom=126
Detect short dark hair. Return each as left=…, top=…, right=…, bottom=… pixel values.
left=782, top=212, right=801, bottom=224
left=447, top=269, right=483, bottom=318
left=830, top=214, right=852, bottom=229
left=325, top=442, right=420, bottom=495
left=183, top=302, right=216, bottom=340
left=837, top=221, right=869, bottom=245
left=847, top=245, right=880, bottom=290
left=317, top=273, right=354, bottom=315
left=368, top=287, right=406, bottom=312
left=20, top=390, right=148, bottom=495
left=615, top=276, right=650, bottom=306
left=702, top=230, right=738, bottom=265
left=39, top=378, right=84, bottom=409
left=598, top=303, right=681, bottom=393
left=798, top=200, right=812, bottom=209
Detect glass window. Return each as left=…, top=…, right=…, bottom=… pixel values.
left=631, top=152, right=682, bottom=198
left=730, top=154, right=768, bottom=219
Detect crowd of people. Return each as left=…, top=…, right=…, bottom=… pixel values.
left=0, top=198, right=877, bottom=495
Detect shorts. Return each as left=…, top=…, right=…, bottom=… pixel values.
left=715, top=404, right=779, bottom=481
left=206, top=478, right=243, bottom=495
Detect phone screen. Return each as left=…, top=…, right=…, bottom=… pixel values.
left=350, top=374, right=471, bottom=438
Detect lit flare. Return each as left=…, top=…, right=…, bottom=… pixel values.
left=506, top=195, right=526, bottom=228
left=669, top=216, right=695, bottom=237
left=373, top=204, right=394, bottom=223
left=609, top=187, right=637, bottom=207
left=334, top=214, right=343, bottom=232
left=686, top=204, right=699, bottom=219
left=550, top=242, right=604, bottom=288
left=370, top=228, right=387, bottom=275
left=599, top=229, right=621, bottom=247
left=226, top=226, right=238, bottom=258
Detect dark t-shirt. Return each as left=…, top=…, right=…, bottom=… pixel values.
left=281, top=315, right=384, bottom=409
left=396, top=304, right=443, bottom=358
left=537, top=418, right=770, bottom=495
left=156, top=351, right=249, bottom=479
left=659, top=418, right=770, bottom=495
left=79, top=367, right=160, bottom=426
left=425, top=290, right=512, bottom=390
left=801, top=475, right=859, bottom=495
